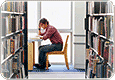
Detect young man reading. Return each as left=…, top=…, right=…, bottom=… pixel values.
left=35, top=18, right=63, bottom=69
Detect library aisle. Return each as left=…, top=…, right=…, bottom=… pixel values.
left=0, top=0, right=114, bottom=79
left=28, top=65, right=85, bottom=79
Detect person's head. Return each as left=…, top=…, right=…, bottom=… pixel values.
left=39, top=18, right=49, bottom=29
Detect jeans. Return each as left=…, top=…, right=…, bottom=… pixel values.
left=38, top=43, right=63, bottom=67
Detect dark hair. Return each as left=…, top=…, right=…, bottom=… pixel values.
left=39, top=18, right=49, bottom=25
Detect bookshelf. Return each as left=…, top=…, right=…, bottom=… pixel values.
left=1, top=1, right=28, bottom=79
left=1, top=11, right=24, bottom=15
left=85, top=1, right=114, bottom=78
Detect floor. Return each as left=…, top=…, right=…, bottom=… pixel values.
left=28, top=65, right=85, bottom=79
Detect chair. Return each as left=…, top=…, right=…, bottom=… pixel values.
left=46, top=35, right=69, bottom=70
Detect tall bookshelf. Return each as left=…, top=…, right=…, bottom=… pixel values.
left=85, top=1, right=114, bottom=78
left=1, top=1, right=28, bottom=79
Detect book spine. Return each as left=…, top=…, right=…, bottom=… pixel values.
left=10, top=2, right=12, bottom=12
left=7, top=2, right=10, bottom=11
left=10, top=38, right=15, bottom=55
left=101, top=2, right=107, bottom=13
left=6, top=16, right=8, bottom=35
left=94, top=2, right=100, bottom=14
left=20, top=16, right=22, bottom=30
left=12, top=55, right=18, bottom=73
left=8, top=39, right=11, bottom=56
left=2, top=17, right=6, bottom=36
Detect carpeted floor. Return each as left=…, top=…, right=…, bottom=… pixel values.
left=28, top=65, right=85, bottom=72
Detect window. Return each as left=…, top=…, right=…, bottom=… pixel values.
left=41, top=1, right=71, bottom=29
left=41, top=1, right=72, bottom=64
left=28, top=1, right=38, bottom=29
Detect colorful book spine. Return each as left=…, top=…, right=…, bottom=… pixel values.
left=10, top=38, right=15, bottom=55
left=7, top=2, right=10, bottom=11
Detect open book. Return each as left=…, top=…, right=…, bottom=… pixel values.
left=30, top=37, right=40, bottom=40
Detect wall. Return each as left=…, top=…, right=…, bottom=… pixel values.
left=73, top=1, right=86, bottom=69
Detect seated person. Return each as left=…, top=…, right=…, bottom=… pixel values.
left=35, top=18, right=63, bottom=69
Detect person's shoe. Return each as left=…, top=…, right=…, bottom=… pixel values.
left=35, top=64, right=51, bottom=69
left=35, top=64, right=46, bottom=69
left=48, top=64, right=51, bottom=67
left=35, top=64, right=42, bottom=69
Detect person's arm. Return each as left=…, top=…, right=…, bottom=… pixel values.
left=42, top=27, right=56, bottom=40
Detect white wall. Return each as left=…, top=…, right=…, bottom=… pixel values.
left=73, top=1, right=86, bottom=69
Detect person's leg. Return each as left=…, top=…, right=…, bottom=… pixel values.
left=39, top=43, right=63, bottom=66
left=39, top=44, right=55, bottom=66
left=38, top=45, right=47, bottom=50
left=35, top=45, right=50, bottom=69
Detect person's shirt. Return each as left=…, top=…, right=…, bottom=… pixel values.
left=40, top=25, right=63, bottom=45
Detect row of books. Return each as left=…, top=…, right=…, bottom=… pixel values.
left=1, top=33, right=24, bottom=60
left=1, top=51, right=24, bottom=79
left=15, top=34, right=24, bottom=51
left=88, top=32, right=113, bottom=66
left=2, top=58, right=12, bottom=78
left=2, top=15, right=25, bottom=36
left=87, top=49, right=99, bottom=78
left=88, top=1, right=114, bottom=14
left=88, top=16, right=113, bottom=40
left=88, top=50, right=97, bottom=68
left=12, top=52, right=25, bottom=79
left=108, top=44, right=113, bottom=68
left=1, top=1, right=27, bottom=79
left=2, top=1, right=25, bottom=13
left=87, top=63, right=112, bottom=78
left=96, top=62, right=112, bottom=78
left=87, top=49, right=113, bottom=78
left=86, top=1, right=114, bottom=79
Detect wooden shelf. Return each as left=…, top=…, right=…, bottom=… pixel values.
left=108, top=39, right=114, bottom=43
left=99, top=35, right=114, bottom=43
left=89, top=30, right=98, bottom=36
left=91, top=48, right=98, bottom=54
left=1, top=47, right=22, bottom=64
left=107, top=62, right=111, bottom=67
left=1, top=11, right=24, bottom=15
left=88, top=13, right=114, bottom=16
left=88, top=30, right=114, bottom=43
left=90, top=47, right=104, bottom=60
left=99, top=35, right=106, bottom=39
left=8, top=73, right=15, bottom=79
left=1, top=30, right=23, bottom=39
left=1, top=54, right=13, bottom=64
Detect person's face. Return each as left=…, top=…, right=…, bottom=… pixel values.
left=40, top=22, right=47, bottom=29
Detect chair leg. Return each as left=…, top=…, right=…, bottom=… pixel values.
left=64, top=53, right=69, bottom=70
left=46, top=53, right=49, bottom=70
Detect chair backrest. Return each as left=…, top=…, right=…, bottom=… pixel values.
left=63, top=35, right=69, bottom=53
